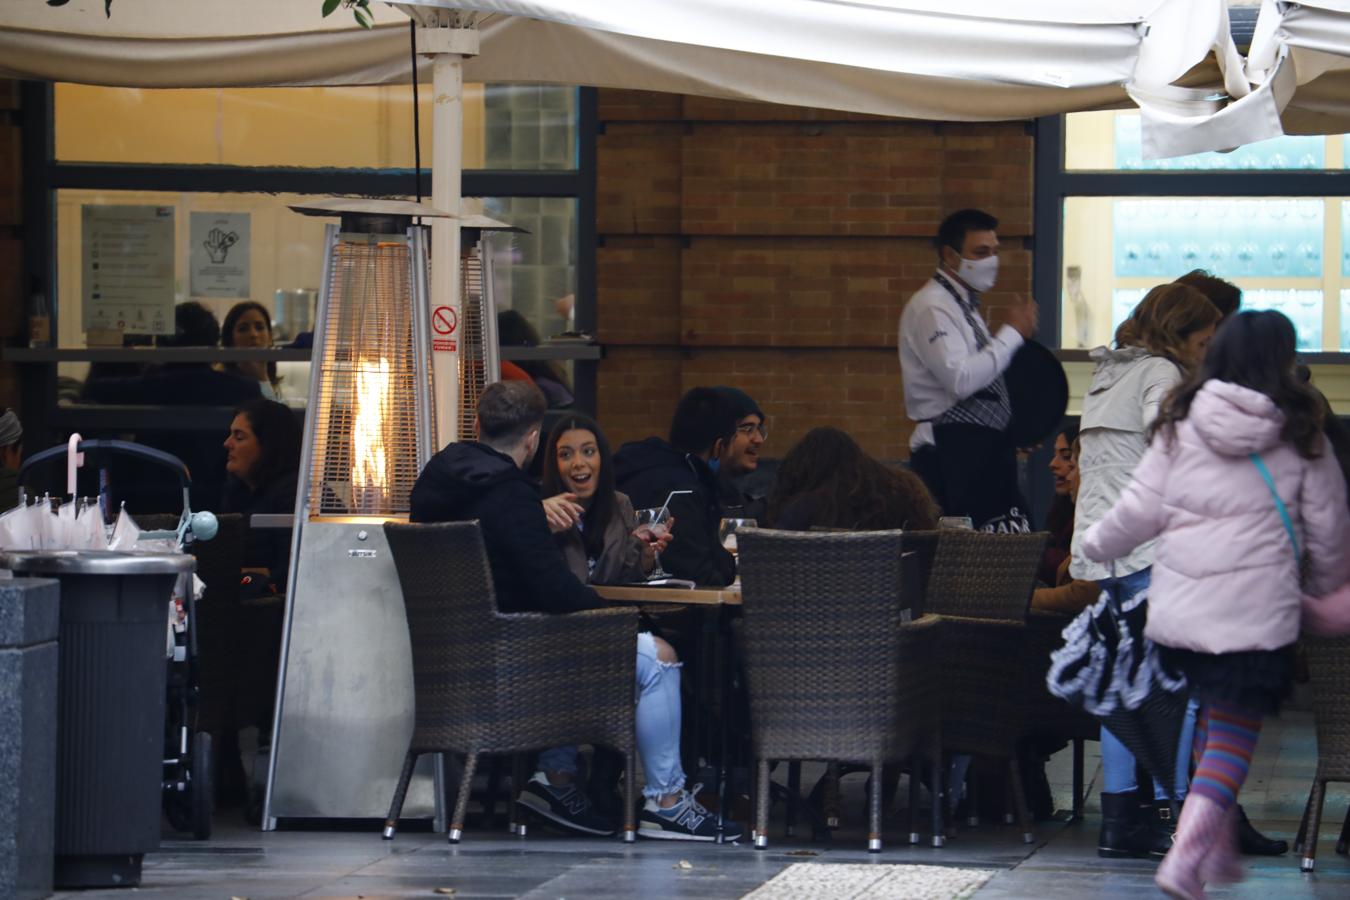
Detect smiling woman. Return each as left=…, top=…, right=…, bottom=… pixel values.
left=541, top=413, right=657, bottom=586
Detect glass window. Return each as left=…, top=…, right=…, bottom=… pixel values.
left=475, top=196, right=578, bottom=341
left=1062, top=196, right=1345, bottom=352
left=1065, top=110, right=1346, bottom=171
left=55, top=83, right=577, bottom=170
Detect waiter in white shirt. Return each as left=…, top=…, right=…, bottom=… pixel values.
left=899, top=208, right=1039, bottom=532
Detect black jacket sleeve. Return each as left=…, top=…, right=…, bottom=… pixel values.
left=481, top=480, right=601, bottom=614
left=659, top=492, right=737, bottom=587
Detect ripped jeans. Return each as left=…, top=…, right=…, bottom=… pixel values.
left=537, top=631, right=687, bottom=799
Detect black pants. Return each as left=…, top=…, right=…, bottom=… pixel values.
left=910, top=423, right=1028, bottom=532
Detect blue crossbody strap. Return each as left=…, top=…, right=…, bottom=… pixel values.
left=1250, top=453, right=1300, bottom=558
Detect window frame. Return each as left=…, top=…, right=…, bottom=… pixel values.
left=18, top=81, right=599, bottom=452
left=1034, top=113, right=1350, bottom=361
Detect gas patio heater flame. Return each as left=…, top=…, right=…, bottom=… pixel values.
left=351, top=356, right=392, bottom=509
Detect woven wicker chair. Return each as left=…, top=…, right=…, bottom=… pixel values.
left=1294, top=635, right=1350, bottom=872
left=737, top=527, right=942, bottom=853
left=924, top=530, right=1047, bottom=844
left=382, top=521, right=640, bottom=843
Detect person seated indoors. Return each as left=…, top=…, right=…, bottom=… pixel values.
left=765, top=426, right=939, bottom=531
left=712, top=386, right=769, bottom=522
left=83, top=302, right=261, bottom=512
left=222, top=301, right=285, bottom=402
left=614, top=388, right=739, bottom=587
left=540, top=413, right=670, bottom=585
left=1039, top=424, right=1079, bottom=585
left=498, top=309, right=576, bottom=408
left=220, top=398, right=302, bottom=594
left=1031, top=437, right=1098, bottom=614
left=410, top=381, right=742, bottom=841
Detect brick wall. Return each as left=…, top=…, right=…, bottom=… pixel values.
left=0, top=80, right=22, bottom=413
left=594, top=90, right=1034, bottom=461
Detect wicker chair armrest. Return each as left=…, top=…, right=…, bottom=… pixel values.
left=497, top=606, right=640, bottom=680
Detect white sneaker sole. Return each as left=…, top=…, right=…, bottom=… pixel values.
left=637, top=822, right=740, bottom=842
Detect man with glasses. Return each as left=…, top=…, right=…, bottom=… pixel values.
left=713, top=387, right=768, bottom=522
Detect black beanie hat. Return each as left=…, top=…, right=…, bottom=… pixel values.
left=713, top=386, right=764, bottom=422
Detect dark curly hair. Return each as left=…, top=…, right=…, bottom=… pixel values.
left=1151, top=310, right=1324, bottom=459
left=541, top=413, right=617, bottom=559
left=767, top=426, right=940, bottom=531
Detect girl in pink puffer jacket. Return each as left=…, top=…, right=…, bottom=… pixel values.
left=1081, top=311, right=1350, bottom=900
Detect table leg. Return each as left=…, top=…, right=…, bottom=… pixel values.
left=716, top=605, right=732, bottom=843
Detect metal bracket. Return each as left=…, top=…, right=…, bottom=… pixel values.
left=415, top=25, right=481, bottom=58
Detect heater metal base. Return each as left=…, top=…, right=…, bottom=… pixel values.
left=265, top=521, right=438, bottom=823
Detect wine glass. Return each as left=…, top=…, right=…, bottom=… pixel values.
left=718, top=518, right=757, bottom=558
left=635, top=507, right=673, bottom=580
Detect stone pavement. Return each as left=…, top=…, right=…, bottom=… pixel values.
left=52, top=711, right=1349, bottom=899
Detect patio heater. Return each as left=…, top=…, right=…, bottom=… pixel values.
left=263, top=199, right=443, bottom=827
left=455, top=215, right=516, bottom=439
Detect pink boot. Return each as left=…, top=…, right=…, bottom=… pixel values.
left=1156, top=794, right=1227, bottom=900
left=1198, top=805, right=1243, bottom=886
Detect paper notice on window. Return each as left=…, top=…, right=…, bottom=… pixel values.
left=190, top=211, right=251, bottom=299
left=82, top=205, right=176, bottom=336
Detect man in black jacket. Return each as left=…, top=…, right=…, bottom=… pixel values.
left=613, top=387, right=739, bottom=587
left=410, top=381, right=741, bottom=842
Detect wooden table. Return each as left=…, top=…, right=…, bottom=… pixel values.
left=593, top=584, right=741, bottom=605
left=594, top=581, right=741, bottom=841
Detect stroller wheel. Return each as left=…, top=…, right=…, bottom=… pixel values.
left=191, top=732, right=214, bottom=840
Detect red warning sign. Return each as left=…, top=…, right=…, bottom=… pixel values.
left=432, top=306, right=458, bottom=336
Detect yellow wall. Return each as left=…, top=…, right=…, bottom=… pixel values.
left=56, top=83, right=487, bottom=168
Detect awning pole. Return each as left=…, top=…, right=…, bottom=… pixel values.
left=415, top=17, right=479, bottom=447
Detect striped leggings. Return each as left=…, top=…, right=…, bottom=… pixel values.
left=1189, top=700, right=1263, bottom=810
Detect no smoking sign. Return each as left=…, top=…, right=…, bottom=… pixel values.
left=432, top=305, right=458, bottom=352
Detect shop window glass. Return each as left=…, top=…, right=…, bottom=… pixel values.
left=477, top=196, right=578, bottom=341
left=1065, top=110, right=1345, bottom=171
left=1063, top=196, right=1344, bottom=353
left=54, top=83, right=577, bottom=170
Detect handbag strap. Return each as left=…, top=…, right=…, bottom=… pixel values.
left=1250, top=453, right=1300, bottom=558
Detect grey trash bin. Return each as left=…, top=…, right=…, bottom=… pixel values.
left=1, top=551, right=195, bottom=890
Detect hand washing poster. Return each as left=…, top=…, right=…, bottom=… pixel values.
left=82, top=204, right=177, bottom=335
left=190, top=211, right=251, bottom=299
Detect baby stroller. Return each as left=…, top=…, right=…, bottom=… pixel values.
left=16, top=438, right=220, bottom=840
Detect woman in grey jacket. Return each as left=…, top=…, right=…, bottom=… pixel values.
left=1058, top=283, right=1220, bottom=859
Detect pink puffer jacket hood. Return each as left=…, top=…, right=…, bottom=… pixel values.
left=1188, top=379, right=1285, bottom=457
left=1081, top=379, right=1350, bottom=655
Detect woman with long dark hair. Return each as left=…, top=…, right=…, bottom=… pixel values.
left=221, top=398, right=302, bottom=588
left=541, top=413, right=662, bottom=584
left=222, top=301, right=283, bottom=400
left=766, top=426, right=939, bottom=531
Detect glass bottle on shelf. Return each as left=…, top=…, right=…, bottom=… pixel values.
left=27, top=278, right=51, bottom=349
left=1066, top=265, right=1091, bottom=349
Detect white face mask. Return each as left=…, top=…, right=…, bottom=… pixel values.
left=956, top=254, right=999, bottom=293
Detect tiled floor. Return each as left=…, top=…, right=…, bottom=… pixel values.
left=51, top=710, right=1350, bottom=899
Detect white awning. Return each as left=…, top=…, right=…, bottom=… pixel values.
left=1129, top=1, right=1350, bottom=158
left=0, top=0, right=1232, bottom=124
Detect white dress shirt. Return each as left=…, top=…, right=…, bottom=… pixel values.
left=898, top=272, right=1024, bottom=451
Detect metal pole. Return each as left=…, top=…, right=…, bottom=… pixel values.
left=416, top=21, right=480, bottom=448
